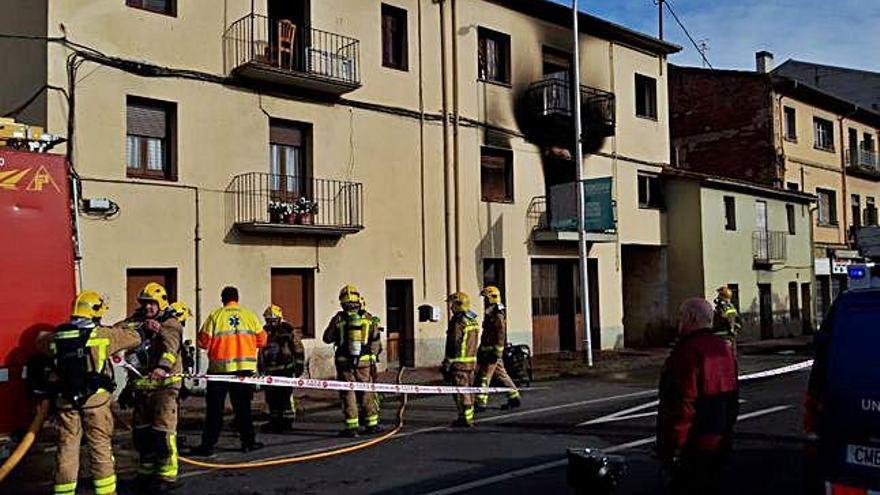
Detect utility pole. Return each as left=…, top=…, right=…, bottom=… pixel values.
left=658, top=0, right=664, bottom=40
left=571, top=0, right=594, bottom=366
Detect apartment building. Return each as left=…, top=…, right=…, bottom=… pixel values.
left=0, top=0, right=679, bottom=374
left=669, top=52, right=880, bottom=325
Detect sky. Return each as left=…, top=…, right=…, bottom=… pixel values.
left=549, top=0, right=880, bottom=73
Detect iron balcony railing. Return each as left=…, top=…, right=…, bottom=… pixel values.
left=847, top=148, right=879, bottom=172
left=223, top=13, right=361, bottom=86
left=228, top=172, right=363, bottom=230
left=522, top=77, right=616, bottom=138
left=753, top=230, right=787, bottom=263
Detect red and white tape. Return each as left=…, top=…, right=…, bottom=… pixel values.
left=183, top=373, right=514, bottom=395
left=738, top=359, right=813, bottom=381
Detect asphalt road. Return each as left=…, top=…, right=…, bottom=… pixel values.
left=157, top=353, right=811, bottom=495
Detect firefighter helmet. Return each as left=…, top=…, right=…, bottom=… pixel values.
left=716, top=286, right=733, bottom=301
left=339, top=285, right=361, bottom=306
left=71, top=290, right=109, bottom=320
left=480, top=285, right=502, bottom=305
left=138, top=282, right=170, bottom=311
left=447, top=292, right=470, bottom=313
left=170, top=301, right=192, bottom=323
left=263, top=304, right=283, bottom=321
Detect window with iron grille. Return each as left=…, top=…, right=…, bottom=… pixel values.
left=813, top=117, right=834, bottom=151
left=481, top=147, right=513, bottom=203
left=635, top=74, right=657, bottom=120
left=783, top=106, right=797, bottom=141
left=637, top=173, right=663, bottom=209
left=126, top=0, right=176, bottom=16
left=478, top=27, right=511, bottom=85
left=724, top=196, right=737, bottom=231
left=817, top=188, right=837, bottom=225
left=381, top=4, right=408, bottom=71
left=786, top=204, right=796, bottom=235
left=126, top=96, right=176, bottom=180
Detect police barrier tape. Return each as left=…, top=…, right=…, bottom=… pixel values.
left=738, top=359, right=814, bottom=381
left=181, top=373, right=514, bottom=395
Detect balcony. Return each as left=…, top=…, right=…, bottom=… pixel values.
left=228, top=172, right=363, bottom=237
left=846, top=148, right=880, bottom=178
left=521, top=77, right=615, bottom=148
left=753, top=230, right=787, bottom=265
left=528, top=178, right=617, bottom=244
left=223, top=14, right=361, bottom=96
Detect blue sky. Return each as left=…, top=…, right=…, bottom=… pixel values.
left=549, top=0, right=880, bottom=72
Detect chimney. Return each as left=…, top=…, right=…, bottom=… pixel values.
left=756, top=51, right=774, bottom=74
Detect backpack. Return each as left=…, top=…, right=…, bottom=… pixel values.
left=52, top=323, right=115, bottom=408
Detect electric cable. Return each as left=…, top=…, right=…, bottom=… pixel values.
left=661, top=0, right=713, bottom=69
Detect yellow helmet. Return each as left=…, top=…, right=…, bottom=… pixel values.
left=716, top=286, right=733, bottom=300
left=72, top=290, right=109, bottom=320
left=339, top=285, right=361, bottom=306
left=170, top=301, right=192, bottom=323
left=138, top=282, right=170, bottom=311
left=480, top=285, right=502, bottom=305
left=447, top=292, right=470, bottom=313
left=263, top=304, right=283, bottom=320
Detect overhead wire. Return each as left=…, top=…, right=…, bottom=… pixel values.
left=660, top=0, right=714, bottom=69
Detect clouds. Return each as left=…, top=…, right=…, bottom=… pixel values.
left=550, top=0, right=880, bottom=72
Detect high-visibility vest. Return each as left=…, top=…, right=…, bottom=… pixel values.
left=198, top=304, right=266, bottom=373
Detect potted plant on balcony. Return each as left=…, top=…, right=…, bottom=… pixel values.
left=268, top=201, right=295, bottom=224
left=293, top=197, right=318, bottom=225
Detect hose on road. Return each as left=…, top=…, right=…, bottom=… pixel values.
left=179, top=368, right=409, bottom=470
left=0, top=399, right=50, bottom=484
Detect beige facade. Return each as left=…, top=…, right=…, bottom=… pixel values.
left=3, top=0, right=679, bottom=374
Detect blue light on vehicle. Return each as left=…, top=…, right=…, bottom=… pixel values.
left=848, top=266, right=867, bottom=279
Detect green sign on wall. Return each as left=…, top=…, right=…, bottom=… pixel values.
left=549, top=177, right=615, bottom=232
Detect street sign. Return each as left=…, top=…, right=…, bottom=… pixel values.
left=549, top=177, right=615, bottom=233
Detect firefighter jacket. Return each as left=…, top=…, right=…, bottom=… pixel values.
left=712, top=299, right=742, bottom=340
left=478, top=304, right=507, bottom=364
left=198, top=302, right=267, bottom=373
left=117, top=312, right=184, bottom=390
left=36, top=319, right=141, bottom=410
left=322, top=310, right=382, bottom=369
left=260, top=321, right=306, bottom=376
left=657, top=329, right=739, bottom=461
left=445, top=311, right=479, bottom=372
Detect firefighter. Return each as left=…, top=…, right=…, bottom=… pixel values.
left=322, top=285, right=383, bottom=437
left=442, top=292, right=479, bottom=427
left=474, top=286, right=521, bottom=412
left=120, top=283, right=184, bottom=493
left=259, top=304, right=306, bottom=433
left=712, top=286, right=742, bottom=346
left=37, top=291, right=141, bottom=495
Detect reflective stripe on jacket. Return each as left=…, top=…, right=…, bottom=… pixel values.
left=478, top=305, right=507, bottom=363
left=198, top=303, right=267, bottom=373
left=445, top=311, right=479, bottom=371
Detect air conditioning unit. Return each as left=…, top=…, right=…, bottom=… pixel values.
left=307, top=48, right=353, bottom=81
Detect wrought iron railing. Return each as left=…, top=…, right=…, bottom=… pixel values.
left=228, top=172, right=363, bottom=229
left=753, top=230, right=787, bottom=263
left=527, top=196, right=549, bottom=233
left=522, top=77, right=616, bottom=137
left=847, top=148, right=879, bottom=172
left=223, top=14, right=361, bottom=86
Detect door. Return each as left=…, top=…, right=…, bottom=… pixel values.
left=530, top=259, right=600, bottom=355
left=385, top=280, right=414, bottom=368
left=269, top=121, right=309, bottom=204
left=758, top=283, right=773, bottom=339
left=849, top=128, right=859, bottom=166
left=268, top=0, right=309, bottom=70
left=126, top=268, right=177, bottom=316
left=271, top=268, right=314, bottom=338
left=801, top=283, right=813, bottom=334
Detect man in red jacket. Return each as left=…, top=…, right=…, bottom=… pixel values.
left=657, top=297, right=739, bottom=494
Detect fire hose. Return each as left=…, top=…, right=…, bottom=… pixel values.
left=0, top=399, right=50, bottom=483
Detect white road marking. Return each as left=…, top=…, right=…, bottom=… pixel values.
left=578, top=400, right=659, bottom=426
left=423, top=404, right=794, bottom=495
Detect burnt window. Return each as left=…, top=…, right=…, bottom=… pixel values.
left=635, top=74, right=657, bottom=120
left=723, top=196, right=737, bottom=231
left=481, top=147, right=513, bottom=203
left=637, top=173, right=663, bottom=209
left=478, top=27, right=511, bottom=85
left=381, top=4, right=408, bottom=71
left=126, top=96, right=176, bottom=180
left=126, top=0, right=176, bottom=16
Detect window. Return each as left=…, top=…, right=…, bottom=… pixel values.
left=864, top=133, right=876, bottom=153
left=126, top=0, right=176, bottom=16
left=478, top=27, right=511, bottom=84
left=126, top=97, right=176, bottom=180
left=381, top=4, right=408, bottom=71
left=817, top=188, right=838, bottom=225
left=635, top=74, right=658, bottom=120
left=723, top=196, right=737, bottom=231
left=813, top=117, right=835, bottom=151
left=849, top=128, right=859, bottom=166
left=866, top=197, right=878, bottom=226
left=786, top=204, right=796, bottom=235
left=788, top=282, right=799, bottom=320
left=783, top=106, right=797, bottom=141
left=638, top=173, right=663, bottom=209
left=271, top=268, right=315, bottom=338
left=482, top=258, right=506, bottom=301
left=269, top=120, right=310, bottom=200
left=728, top=283, right=740, bottom=311
left=480, top=147, right=513, bottom=203
left=126, top=268, right=177, bottom=316
left=786, top=182, right=800, bottom=191
left=852, top=194, right=862, bottom=228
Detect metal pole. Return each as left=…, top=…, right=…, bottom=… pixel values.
left=658, top=0, right=664, bottom=40
left=572, top=0, right=594, bottom=366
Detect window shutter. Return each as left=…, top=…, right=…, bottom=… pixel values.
left=127, top=104, right=167, bottom=138
left=270, top=123, right=303, bottom=146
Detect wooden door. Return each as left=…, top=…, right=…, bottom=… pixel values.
left=126, top=268, right=177, bottom=316
left=385, top=280, right=414, bottom=368
left=270, top=268, right=314, bottom=338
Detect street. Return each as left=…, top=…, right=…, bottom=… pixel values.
left=151, top=353, right=810, bottom=495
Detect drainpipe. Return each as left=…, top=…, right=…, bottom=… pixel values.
left=418, top=0, right=428, bottom=299
left=437, top=0, right=454, bottom=297
left=451, top=0, right=462, bottom=290
left=808, top=204, right=818, bottom=332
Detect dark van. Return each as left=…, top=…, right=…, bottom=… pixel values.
left=806, top=288, right=880, bottom=493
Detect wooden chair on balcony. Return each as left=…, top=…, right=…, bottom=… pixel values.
left=277, top=20, right=296, bottom=69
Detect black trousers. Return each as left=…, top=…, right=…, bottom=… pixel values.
left=201, top=374, right=256, bottom=448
